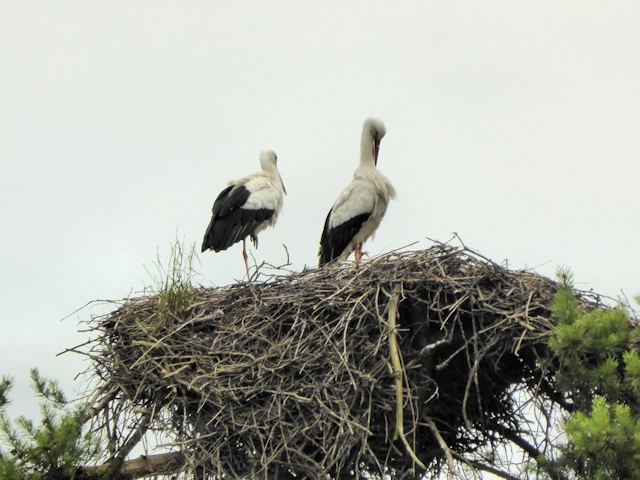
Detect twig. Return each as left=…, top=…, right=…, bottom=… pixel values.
left=450, top=451, right=520, bottom=480
left=100, top=411, right=152, bottom=480
left=425, top=417, right=466, bottom=480
left=388, top=284, right=426, bottom=470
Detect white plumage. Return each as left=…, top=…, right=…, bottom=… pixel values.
left=202, top=150, right=286, bottom=278
left=318, top=118, right=397, bottom=266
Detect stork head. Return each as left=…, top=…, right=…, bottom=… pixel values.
left=259, top=149, right=287, bottom=195
left=362, top=117, right=386, bottom=166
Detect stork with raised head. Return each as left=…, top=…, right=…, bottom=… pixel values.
left=202, top=150, right=286, bottom=279
left=318, top=117, right=397, bottom=266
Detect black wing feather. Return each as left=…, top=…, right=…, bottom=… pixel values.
left=202, top=184, right=274, bottom=253
left=212, top=185, right=249, bottom=217
left=318, top=209, right=371, bottom=266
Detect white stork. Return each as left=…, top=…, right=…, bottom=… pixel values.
left=318, top=117, right=397, bottom=266
left=202, top=150, right=286, bottom=279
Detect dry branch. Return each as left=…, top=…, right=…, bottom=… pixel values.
left=75, top=452, right=186, bottom=480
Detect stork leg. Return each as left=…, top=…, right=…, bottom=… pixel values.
left=354, top=242, right=363, bottom=261
left=242, top=239, right=250, bottom=280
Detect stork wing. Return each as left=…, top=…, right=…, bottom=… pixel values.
left=318, top=182, right=375, bottom=265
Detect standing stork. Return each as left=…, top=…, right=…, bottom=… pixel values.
left=318, top=117, right=397, bottom=266
left=202, top=150, right=286, bottom=279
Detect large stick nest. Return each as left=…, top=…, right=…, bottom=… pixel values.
left=82, top=243, right=603, bottom=479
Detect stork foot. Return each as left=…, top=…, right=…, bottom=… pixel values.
left=354, top=242, right=363, bottom=261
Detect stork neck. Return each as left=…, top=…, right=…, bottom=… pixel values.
left=359, top=132, right=376, bottom=166
left=260, top=160, right=277, bottom=176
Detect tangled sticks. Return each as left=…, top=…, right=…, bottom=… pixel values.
left=82, top=243, right=602, bottom=479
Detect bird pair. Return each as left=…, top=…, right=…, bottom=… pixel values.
left=201, top=117, right=397, bottom=279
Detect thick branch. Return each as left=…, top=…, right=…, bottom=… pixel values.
left=538, top=378, right=575, bottom=413
left=451, top=452, right=518, bottom=480
left=451, top=452, right=520, bottom=480
left=502, top=429, right=543, bottom=460
left=73, top=451, right=186, bottom=480
left=502, top=430, right=569, bottom=480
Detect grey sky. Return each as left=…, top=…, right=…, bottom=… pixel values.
left=1, top=1, right=639, bottom=436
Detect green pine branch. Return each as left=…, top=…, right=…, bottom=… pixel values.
left=540, top=269, right=640, bottom=479
left=0, top=369, right=102, bottom=480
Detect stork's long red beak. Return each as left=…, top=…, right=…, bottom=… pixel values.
left=373, top=140, right=381, bottom=166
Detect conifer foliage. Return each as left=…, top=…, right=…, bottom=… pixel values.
left=0, top=369, right=102, bottom=479
left=541, top=268, right=640, bottom=479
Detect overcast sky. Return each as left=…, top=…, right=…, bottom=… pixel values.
left=1, top=2, right=639, bottom=436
